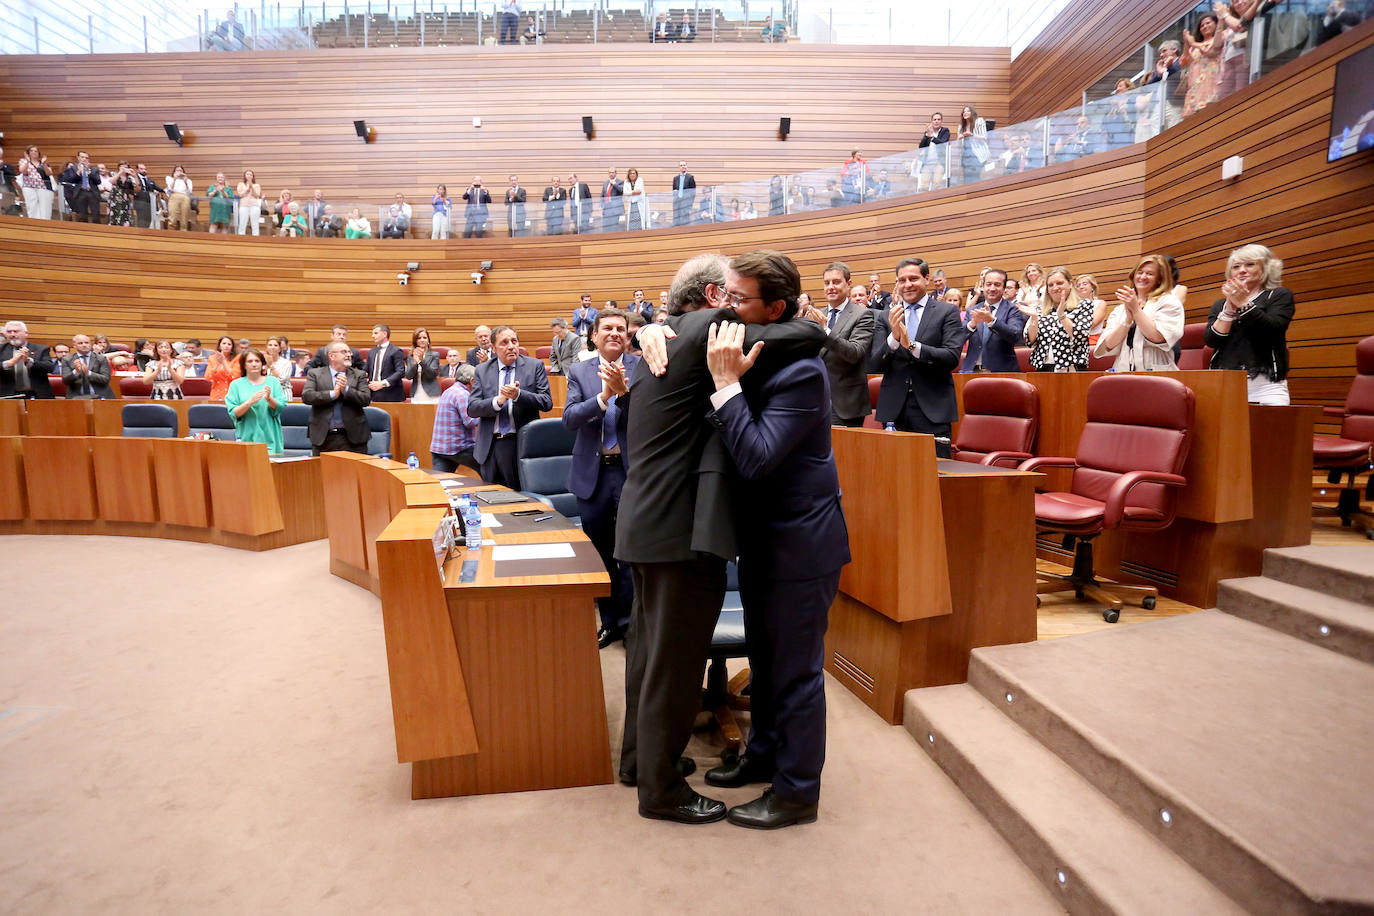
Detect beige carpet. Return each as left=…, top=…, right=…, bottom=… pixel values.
left=0, top=535, right=1059, bottom=914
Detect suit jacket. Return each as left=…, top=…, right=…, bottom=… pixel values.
left=462, top=187, right=491, bottom=218
left=304, top=199, right=328, bottom=224
left=550, top=333, right=585, bottom=374
left=60, top=351, right=113, bottom=399
left=571, top=306, right=598, bottom=338
left=651, top=19, right=678, bottom=41
left=542, top=187, right=567, bottom=221
left=869, top=296, right=965, bottom=425
left=404, top=350, right=441, bottom=398
left=364, top=342, right=407, bottom=401
left=465, top=345, right=493, bottom=367
left=0, top=341, right=54, bottom=398
left=918, top=127, right=951, bottom=148
left=707, top=357, right=850, bottom=579
left=960, top=298, right=1027, bottom=372
left=614, top=309, right=827, bottom=565
left=820, top=301, right=876, bottom=420
left=59, top=164, right=101, bottom=191
left=437, top=361, right=463, bottom=380
left=562, top=353, right=640, bottom=499
left=467, top=354, right=553, bottom=463
left=301, top=365, right=372, bottom=445
left=672, top=173, right=696, bottom=196
left=600, top=178, right=624, bottom=214
left=307, top=345, right=364, bottom=372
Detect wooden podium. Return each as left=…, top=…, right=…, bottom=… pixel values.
left=825, top=427, right=1040, bottom=723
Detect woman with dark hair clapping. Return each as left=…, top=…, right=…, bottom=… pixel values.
left=206, top=335, right=241, bottom=402
left=226, top=349, right=284, bottom=453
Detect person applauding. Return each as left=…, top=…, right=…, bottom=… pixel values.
left=1204, top=243, right=1295, bottom=404
left=1021, top=266, right=1093, bottom=371
left=1093, top=254, right=1184, bottom=372
left=142, top=340, right=186, bottom=400
left=206, top=335, right=241, bottom=402
left=226, top=349, right=285, bottom=454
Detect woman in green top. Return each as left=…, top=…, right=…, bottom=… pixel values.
left=225, top=349, right=284, bottom=454
left=206, top=171, right=236, bottom=233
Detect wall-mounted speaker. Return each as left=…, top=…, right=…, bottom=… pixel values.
left=353, top=119, right=371, bottom=142
left=778, top=117, right=791, bottom=140
left=581, top=116, right=595, bottom=140
left=163, top=123, right=184, bottom=146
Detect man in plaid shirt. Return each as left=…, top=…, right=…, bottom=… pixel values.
left=429, top=363, right=480, bottom=473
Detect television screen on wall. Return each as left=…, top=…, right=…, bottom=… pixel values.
left=1329, top=43, right=1374, bottom=163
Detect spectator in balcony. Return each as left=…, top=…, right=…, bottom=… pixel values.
left=59, top=151, right=101, bottom=223
left=0, top=145, right=17, bottom=209
left=1143, top=40, right=1184, bottom=133
left=227, top=349, right=285, bottom=453
left=1182, top=13, right=1226, bottom=116
left=164, top=164, right=194, bottom=231
left=316, top=205, right=343, bottom=238
left=380, top=204, right=409, bottom=239
left=1093, top=254, right=1185, bottom=371
left=1317, top=0, right=1361, bottom=43
left=345, top=207, right=372, bottom=239
left=271, top=189, right=293, bottom=230
left=1204, top=243, right=1295, bottom=405
left=279, top=201, right=308, bottom=237
left=1103, top=80, right=1136, bottom=146
left=740, top=200, right=759, bottom=220
left=696, top=198, right=714, bottom=223
left=678, top=11, right=695, bottom=42
left=107, top=161, right=135, bottom=227
left=19, top=145, right=55, bottom=220
left=825, top=179, right=844, bottom=208
left=505, top=175, right=527, bottom=236
left=652, top=11, right=676, bottom=42
left=431, top=184, right=452, bottom=239
left=236, top=169, right=262, bottom=235
left=957, top=105, right=991, bottom=183
left=542, top=176, right=566, bottom=235
left=761, top=13, right=788, bottom=42
left=206, top=172, right=235, bottom=233
left=841, top=149, right=866, bottom=204
left=143, top=340, right=188, bottom=400
left=210, top=8, right=247, bottom=51
left=767, top=175, right=785, bottom=217
left=463, top=177, right=491, bottom=238
left=303, top=189, right=327, bottom=229
left=406, top=328, right=441, bottom=403
left=520, top=14, right=544, bottom=45
left=600, top=167, right=624, bottom=232
left=131, top=163, right=163, bottom=229
left=623, top=167, right=647, bottom=230
left=917, top=112, right=951, bottom=190
left=1022, top=267, right=1093, bottom=372
left=207, top=335, right=241, bottom=402
left=392, top=192, right=412, bottom=223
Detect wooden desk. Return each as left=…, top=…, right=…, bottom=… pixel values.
left=376, top=505, right=611, bottom=800
left=0, top=436, right=325, bottom=550
left=826, top=428, right=1040, bottom=723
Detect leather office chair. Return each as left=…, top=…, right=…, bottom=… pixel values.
left=950, top=376, right=1038, bottom=467
left=535, top=346, right=553, bottom=360
left=705, top=561, right=750, bottom=761
left=180, top=377, right=212, bottom=397
left=363, top=406, right=391, bottom=456
left=1313, top=335, right=1374, bottom=537
left=187, top=403, right=237, bottom=441
left=1021, top=374, right=1195, bottom=622
left=48, top=375, right=66, bottom=397
left=1014, top=346, right=1032, bottom=372
left=289, top=377, right=306, bottom=398
left=279, top=403, right=313, bottom=456
left=862, top=375, right=883, bottom=428
left=515, top=417, right=578, bottom=519
left=1174, top=322, right=1213, bottom=370
left=120, top=403, right=178, bottom=438
left=117, top=377, right=153, bottom=397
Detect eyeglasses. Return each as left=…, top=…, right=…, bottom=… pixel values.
left=722, top=293, right=765, bottom=307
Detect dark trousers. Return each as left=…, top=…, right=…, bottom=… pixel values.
left=480, top=434, right=518, bottom=488
left=313, top=429, right=367, bottom=456
left=463, top=215, right=485, bottom=238
left=71, top=187, right=100, bottom=222
left=673, top=197, right=692, bottom=226
left=738, top=565, right=841, bottom=804
left=578, top=461, right=632, bottom=634
left=831, top=413, right=865, bottom=428
left=499, top=12, right=518, bottom=42
left=431, top=449, right=478, bottom=474
left=133, top=196, right=153, bottom=228
left=896, top=395, right=952, bottom=457
left=547, top=213, right=563, bottom=235
left=620, top=558, right=727, bottom=804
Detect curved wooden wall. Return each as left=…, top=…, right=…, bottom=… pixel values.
left=0, top=45, right=1009, bottom=210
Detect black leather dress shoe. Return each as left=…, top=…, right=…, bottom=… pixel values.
left=704, top=754, right=774, bottom=788
left=597, top=626, right=625, bottom=649
left=639, top=788, right=727, bottom=825
left=619, top=757, right=696, bottom=786
left=726, top=789, right=818, bottom=829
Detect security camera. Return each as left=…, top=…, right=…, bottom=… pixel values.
left=397, top=272, right=409, bottom=286
left=407, top=261, right=420, bottom=272
left=470, top=272, right=484, bottom=285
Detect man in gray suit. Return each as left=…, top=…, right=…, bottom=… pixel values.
left=60, top=333, right=113, bottom=399
left=301, top=341, right=372, bottom=455
left=548, top=317, right=585, bottom=375
left=815, top=261, right=876, bottom=426
left=467, top=326, right=552, bottom=487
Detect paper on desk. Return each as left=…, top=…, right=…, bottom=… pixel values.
left=491, top=543, right=575, bottom=562
left=481, top=513, right=501, bottom=528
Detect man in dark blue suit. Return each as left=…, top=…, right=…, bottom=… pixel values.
left=364, top=324, right=408, bottom=403
left=467, top=325, right=552, bottom=487
left=562, top=308, right=638, bottom=649
left=959, top=268, right=1026, bottom=372
left=869, top=257, right=966, bottom=457
left=698, top=250, right=850, bottom=830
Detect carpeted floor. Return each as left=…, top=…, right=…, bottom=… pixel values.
left=0, top=535, right=1059, bottom=914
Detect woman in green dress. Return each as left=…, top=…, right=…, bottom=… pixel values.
left=206, top=171, right=235, bottom=234
left=225, top=349, right=284, bottom=454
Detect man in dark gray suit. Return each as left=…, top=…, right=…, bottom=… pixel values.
left=467, top=325, right=552, bottom=487
left=61, top=333, right=113, bottom=399
left=1, top=320, right=54, bottom=399
left=301, top=341, right=372, bottom=454
left=816, top=261, right=876, bottom=426
left=548, top=318, right=584, bottom=375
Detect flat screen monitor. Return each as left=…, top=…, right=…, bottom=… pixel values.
left=1328, top=43, right=1374, bottom=163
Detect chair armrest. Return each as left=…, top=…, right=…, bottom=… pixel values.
left=1103, top=470, right=1189, bottom=528
left=1322, top=406, right=1347, bottom=418
left=982, top=450, right=1034, bottom=469
left=1019, top=455, right=1077, bottom=472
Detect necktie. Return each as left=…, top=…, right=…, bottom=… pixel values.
left=80, top=357, right=91, bottom=395
left=81, top=168, right=89, bottom=190
left=827, top=308, right=840, bottom=330
left=498, top=366, right=514, bottom=434
left=373, top=346, right=383, bottom=381
left=603, top=392, right=618, bottom=452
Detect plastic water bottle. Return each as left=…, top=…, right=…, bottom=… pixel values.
left=462, top=498, right=483, bottom=550
left=884, top=422, right=896, bottom=432
left=406, top=451, right=419, bottom=470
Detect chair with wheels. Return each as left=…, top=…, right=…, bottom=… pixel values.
left=1020, top=374, right=1195, bottom=622
left=120, top=403, right=178, bottom=438
left=704, top=561, right=751, bottom=762
left=515, top=417, right=578, bottom=519
left=1313, top=335, right=1374, bottom=537
left=363, top=406, right=391, bottom=457
left=950, top=376, right=1038, bottom=467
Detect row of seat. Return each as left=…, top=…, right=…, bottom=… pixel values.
left=119, top=403, right=392, bottom=457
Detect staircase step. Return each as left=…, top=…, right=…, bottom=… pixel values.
left=1262, top=545, right=1374, bottom=607
left=905, top=684, right=1244, bottom=915
left=1218, top=576, right=1374, bottom=664
left=967, top=611, right=1374, bottom=914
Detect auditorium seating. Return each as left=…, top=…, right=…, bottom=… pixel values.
left=187, top=403, right=237, bottom=441
left=181, top=377, right=212, bottom=397
left=1021, top=374, right=1195, bottom=622
left=364, top=406, right=392, bottom=456
left=280, top=403, right=313, bottom=455
left=120, top=403, right=178, bottom=438
left=950, top=377, right=1038, bottom=467
left=1176, top=322, right=1212, bottom=370
left=705, top=560, right=750, bottom=760
left=1313, top=336, right=1374, bottom=537
left=514, top=418, right=578, bottom=519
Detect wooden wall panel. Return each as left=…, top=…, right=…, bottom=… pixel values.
left=1141, top=25, right=1374, bottom=433
left=1009, top=0, right=1196, bottom=122
left=0, top=44, right=1008, bottom=218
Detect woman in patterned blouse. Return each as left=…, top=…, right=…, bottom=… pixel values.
left=1021, top=266, right=1094, bottom=371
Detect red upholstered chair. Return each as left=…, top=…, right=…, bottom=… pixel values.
left=290, top=377, right=306, bottom=398
left=180, top=377, right=211, bottom=397
left=118, top=377, right=153, bottom=397
left=518, top=346, right=530, bottom=357
left=438, top=376, right=456, bottom=391
left=1014, top=347, right=1032, bottom=372
left=535, top=346, right=553, bottom=360
left=1313, top=336, right=1374, bottom=537
left=1021, top=374, right=1195, bottom=622
left=861, top=376, right=883, bottom=428
left=49, top=375, right=67, bottom=397
left=434, top=346, right=450, bottom=359
left=402, top=378, right=412, bottom=398
left=1086, top=350, right=1116, bottom=371
left=951, top=377, right=1038, bottom=467
left=1175, top=322, right=1213, bottom=370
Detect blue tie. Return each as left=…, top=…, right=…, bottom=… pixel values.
left=81, top=168, right=89, bottom=190
left=603, top=393, right=618, bottom=451
left=827, top=308, right=840, bottom=330
left=497, top=365, right=514, bottom=434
